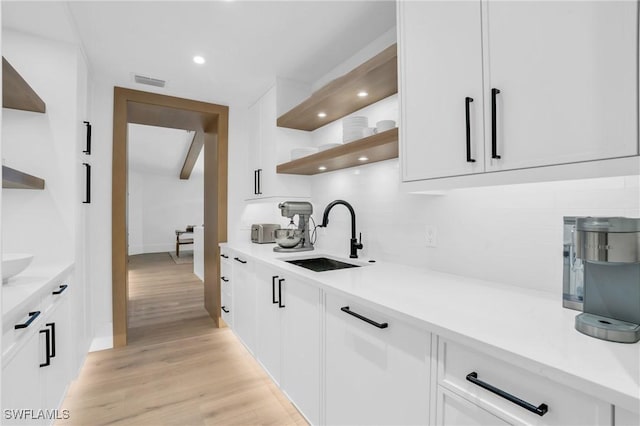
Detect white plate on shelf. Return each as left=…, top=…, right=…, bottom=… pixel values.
left=290, top=148, right=318, bottom=160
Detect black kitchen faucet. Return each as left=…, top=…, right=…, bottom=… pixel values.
left=318, top=199, right=363, bottom=258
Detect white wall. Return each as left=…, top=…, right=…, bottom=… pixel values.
left=1, top=30, right=79, bottom=267
left=127, top=153, right=204, bottom=255
left=309, top=160, right=640, bottom=296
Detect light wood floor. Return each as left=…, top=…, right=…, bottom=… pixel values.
left=58, top=253, right=307, bottom=425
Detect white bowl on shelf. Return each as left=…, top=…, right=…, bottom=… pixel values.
left=290, top=147, right=318, bottom=161
left=2, top=253, right=34, bottom=284
left=318, top=143, right=342, bottom=151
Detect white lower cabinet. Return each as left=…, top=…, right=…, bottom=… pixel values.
left=2, top=278, right=74, bottom=425
left=230, top=252, right=257, bottom=354
left=254, top=262, right=321, bottom=425
left=437, top=338, right=611, bottom=425
left=614, top=407, right=640, bottom=426
left=324, top=292, right=431, bottom=425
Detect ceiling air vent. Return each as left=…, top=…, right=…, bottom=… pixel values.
left=133, top=74, right=166, bottom=88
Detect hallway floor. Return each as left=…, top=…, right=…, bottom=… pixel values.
left=57, top=253, right=307, bottom=425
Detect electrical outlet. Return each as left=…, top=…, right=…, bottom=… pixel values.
left=425, top=226, right=437, bottom=247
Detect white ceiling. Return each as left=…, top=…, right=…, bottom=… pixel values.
left=128, top=124, right=203, bottom=176
left=2, top=0, right=396, bottom=107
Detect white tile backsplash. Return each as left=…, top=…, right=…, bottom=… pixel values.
left=235, top=160, right=639, bottom=298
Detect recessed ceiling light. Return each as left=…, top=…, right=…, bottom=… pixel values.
left=357, top=91, right=368, bottom=98
left=193, top=56, right=206, bottom=65
left=317, top=112, right=327, bottom=118
left=318, top=166, right=327, bottom=171
left=358, top=156, right=369, bottom=161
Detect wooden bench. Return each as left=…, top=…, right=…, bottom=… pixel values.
left=175, top=227, right=194, bottom=257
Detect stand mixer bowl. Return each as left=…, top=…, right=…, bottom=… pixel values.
left=274, top=229, right=303, bottom=248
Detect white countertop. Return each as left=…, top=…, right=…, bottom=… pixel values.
left=2, top=262, right=74, bottom=323
left=223, top=242, right=640, bottom=413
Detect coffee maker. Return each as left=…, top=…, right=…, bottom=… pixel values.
left=573, top=217, right=640, bottom=343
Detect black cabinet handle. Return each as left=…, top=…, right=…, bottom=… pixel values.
left=52, top=284, right=68, bottom=295
left=39, top=328, right=51, bottom=368
left=466, top=372, right=548, bottom=416
left=82, top=163, right=91, bottom=203
left=491, top=88, right=501, bottom=159
left=83, top=121, right=92, bottom=155
left=340, top=306, right=388, bottom=329
left=272, top=276, right=279, bottom=304
left=254, top=170, right=258, bottom=195
left=15, top=311, right=41, bottom=330
left=278, top=278, right=285, bottom=308
left=221, top=276, right=229, bottom=282
left=257, top=169, right=262, bottom=195
left=465, top=97, right=476, bottom=163
left=46, top=323, right=56, bottom=358
left=221, top=306, right=229, bottom=313
left=220, top=254, right=229, bottom=259
left=234, top=257, right=247, bottom=264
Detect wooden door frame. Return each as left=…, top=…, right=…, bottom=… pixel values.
left=112, top=87, right=228, bottom=347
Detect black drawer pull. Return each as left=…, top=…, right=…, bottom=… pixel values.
left=466, top=372, right=548, bottom=416
left=46, top=323, right=56, bottom=358
left=278, top=278, right=285, bottom=308
left=221, top=306, right=229, bottom=313
left=52, top=284, right=68, bottom=295
left=221, top=276, right=229, bottom=282
left=39, top=328, right=51, bottom=367
left=234, top=257, right=247, bottom=264
left=491, top=88, right=501, bottom=159
left=220, top=254, right=229, bottom=259
left=83, top=121, right=92, bottom=155
left=15, top=311, right=41, bottom=329
left=272, top=276, right=279, bottom=304
left=465, top=97, right=476, bottom=163
left=340, top=306, right=388, bottom=329
left=82, top=163, right=91, bottom=203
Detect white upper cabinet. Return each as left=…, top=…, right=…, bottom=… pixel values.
left=400, top=0, right=485, bottom=180
left=399, top=0, right=639, bottom=184
left=484, top=0, right=638, bottom=171
left=246, top=86, right=311, bottom=200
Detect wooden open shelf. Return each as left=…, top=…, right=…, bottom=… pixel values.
left=2, top=57, right=46, bottom=113
left=2, top=166, right=45, bottom=189
left=277, top=44, right=397, bottom=131
left=277, top=128, right=398, bottom=175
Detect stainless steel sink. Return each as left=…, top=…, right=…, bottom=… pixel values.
left=284, top=256, right=362, bottom=272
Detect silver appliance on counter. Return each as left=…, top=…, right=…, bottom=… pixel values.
left=572, top=217, right=640, bottom=343
left=273, top=201, right=314, bottom=253
left=251, top=224, right=281, bottom=244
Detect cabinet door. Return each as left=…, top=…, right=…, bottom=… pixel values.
left=281, top=276, right=321, bottom=425
left=231, top=255, right=257, bottom=354
left=485, top=0, right=638, bottom=171
left=325, top=292, right=431, bottom=425
left=248, top=99, right=262, bottom=198
left=254, top=262, right=283, bottom=385
left=2, top=331, right=42, bottom=425
left=41, top=293, right=72, bottom=411
left=400, top=0, right=485, bottom=181
left=436, top=386, right=510, bottom=426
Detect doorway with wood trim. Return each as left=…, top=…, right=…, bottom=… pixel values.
left=112, top=87, right=228, bottom=347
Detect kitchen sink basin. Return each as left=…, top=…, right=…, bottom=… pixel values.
left=285, top=256, right=362, bottom=272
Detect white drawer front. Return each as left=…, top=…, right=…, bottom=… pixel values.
left=438, top=338, right=611, bottom=425
left=437, top=385, right=510, bottom=426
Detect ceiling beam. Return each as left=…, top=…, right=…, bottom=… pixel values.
left=180, top=131, right=204, bottom=179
